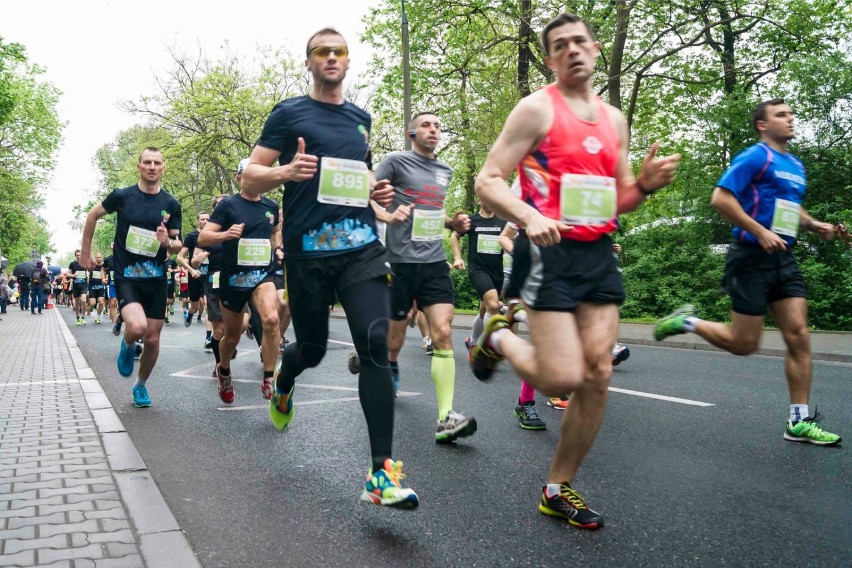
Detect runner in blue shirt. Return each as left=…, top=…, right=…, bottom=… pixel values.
left=655, top=98, right=840, bottom=445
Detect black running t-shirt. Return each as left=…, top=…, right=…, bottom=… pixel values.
left=68, top=261, right=88, bottom=284
left=461, top=213, right=507, bottom=275
left=209, top=194, right=279, bottom=289
left=256, top=95, right=379, bottom=258
left=101, top=185, right=182, bottom=281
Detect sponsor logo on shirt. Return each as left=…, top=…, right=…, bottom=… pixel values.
left=582, top=135, right=603, bottom=155
left=774, top=170, right=804, bottom=187
left=435, top=170, right=450, bottom=186
left=475, top=227, right=502, bottom=232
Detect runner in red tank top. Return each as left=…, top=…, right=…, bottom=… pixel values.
left=471, top=13, right=680, bottom=529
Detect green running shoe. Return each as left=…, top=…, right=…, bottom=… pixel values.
left=269, top=385, right=294, bottom=431
left=360, top=458, right=419, bottom=509
left=653, top=304, right=696, bottom=341
left=470, top=314, right=510, bottom=381
left=784, top=418, right=841, bottom=445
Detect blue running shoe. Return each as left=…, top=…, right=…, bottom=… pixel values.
left=117, top=339, right=135, bottom=378
left=269, top=385, right=294, bottom=430
left=132, top=384, right=151, bottom=408
left=184, top=310, right=193, bottom=327
left=391, top=366, right=400, bottom=397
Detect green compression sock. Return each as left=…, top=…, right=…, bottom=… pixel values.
left=431, top=349, right=455, bottom=420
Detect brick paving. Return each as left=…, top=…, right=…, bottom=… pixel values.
left=0, top=307, right=145, bottom=567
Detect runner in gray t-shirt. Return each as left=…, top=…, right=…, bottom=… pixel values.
left=372, top=112, right=477, bottom=444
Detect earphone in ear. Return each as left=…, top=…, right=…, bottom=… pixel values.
left=408, top=129, right=416, bottom=139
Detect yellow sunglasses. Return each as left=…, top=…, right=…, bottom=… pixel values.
left=309, top=45, right=349, bottom=58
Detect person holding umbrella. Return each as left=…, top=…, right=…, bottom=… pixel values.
left=12, top=261, right=34, bottom=311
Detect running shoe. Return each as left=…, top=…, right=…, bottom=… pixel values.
left=391, top=365, right=400, bottom=397
left=539, top=483, right=604, bottom=529
left=653, top=304, right=696, bottom=341
left=204, top=337, right=212, bottom=350
left=269, top=385, right=294, bottom=430
left=425, top=343, right=434, bottom=356
left=132, top=384, right=152, bottom=408
left=116, top=339, right=135, bottom=378
left=464, top=336, right=472, bottom=363
left=197, top=314, right=203, bottom=323
left=169, top=306, right=175, bottom=316
left=95, top=318, right=102, bottom=325
left=421, top=337, right=431, bottom=351
left=76, top=318, right=82, bottom=326
left=347, top=350, right=361, bottom=375
left=164, top=315, right=169, bottom=324
left=469, top=315, right=510, bottom=381
left=547, top=396, right=569, bottom=409
left=506, top=300, right=528, bottom=325
left=611, top=343, right=630, bottom=366
left=216, top=365, right=235, bottom=404
left=360, top=459, right=419, bottom=510
left=514, top=402, right=546, bottom=430
left=112, top=318, right=123, bottom=337
left=81, top=317, right=87, bottom=326
left=784, top=418, right=841, bottom=445
left=261, top=376, right=274, bottom=400
left=435, top=410, right=477, bottom=443
left=183, top=310, right=192, bottom=327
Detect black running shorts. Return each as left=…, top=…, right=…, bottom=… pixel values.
left=286, top=243, right=390, bottom=319
left=509, top=233, right=624, bottom=312
left=468, top=267, right=503, bottom=299
left=116, top=279, right=168, bottom=320
left=219, top=271, right=277, bottom=314
left=721, top=244, right=807, bottom=316
left=72, top=282, right=88, bottom=298
left=88, top=286, right=105, bottom=301
left=204, top=280, right=223, bottom=323
left=188, top=276, right=205, bottom=303
left=389, top=260, right=455, bottom=320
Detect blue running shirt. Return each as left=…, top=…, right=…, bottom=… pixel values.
left=716, top=142, right=806, bottom=247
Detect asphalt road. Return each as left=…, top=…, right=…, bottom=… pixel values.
left=63, top=307, right=851, bottom=567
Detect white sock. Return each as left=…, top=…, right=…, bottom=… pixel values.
left=683, top=316, right=698, bottom=332
left=545, top=483, right=563, bottom=498
left=134, top=376, right=148, bottom=387
left=471, top=315, right=485, bottom=343
left=790, top=404, right=809, bottom=423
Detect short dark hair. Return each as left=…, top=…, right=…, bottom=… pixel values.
left=138, top=147, right=163, bottom=163
left=197, top=211, right=208, bottom=219
left=541, top=13, right=596, bottom=55
left=408, top=111, right=439, bottom=130
left=74, top=249, right=80, bottom=255
left=306, top=27, right=345, bottom=56
left=751, top=98, right=786, bottom=132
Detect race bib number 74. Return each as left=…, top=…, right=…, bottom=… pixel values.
left=560, top=174, right=616, bottom=226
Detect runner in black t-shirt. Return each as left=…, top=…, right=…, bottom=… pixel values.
left=80, top=147, right=182, bottom=409
left=68, top=250, right=89, bottom=325
left=241, top=27, right=417, bottom=509
left=194, top=194, right=228, bottom=365
left=177, top=212, right=209, bottom=327
left=87, top=252, right=107, bottom=324
left=200, top=165, right=281, bottom=404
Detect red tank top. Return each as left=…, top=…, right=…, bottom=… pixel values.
left=518, top=85, right=620, bottom=241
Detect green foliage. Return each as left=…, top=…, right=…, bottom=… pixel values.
left=0, top=37, right=62, bottom=269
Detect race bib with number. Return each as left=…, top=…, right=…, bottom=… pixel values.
left=559, top=174, right=616, bottom=226
left=411, top=209, right=445, bottom=242
left=317, top=157, right=370, bottom=208
left=770, top=199, right=800, bottom=238
left=211, top=271, right=220, bottom=289
left=503, top=252, right=513, bottom=270
left=237, top=238, right=271, bottom=266
left=477, top=234, right=502, bottom=255
left=91, top=270, right=102, bottom=280
left=125, top=225, right=161, bottom=257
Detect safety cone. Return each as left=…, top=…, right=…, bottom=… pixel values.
left=46, top=293, right=55, bottom=309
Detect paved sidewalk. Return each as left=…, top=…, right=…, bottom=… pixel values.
left=331, top=311, right=852, bottom=363
left=0, top=308, right=199, bottom=567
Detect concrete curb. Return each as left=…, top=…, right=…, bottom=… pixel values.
left=54, top=309, right=201, bottom=568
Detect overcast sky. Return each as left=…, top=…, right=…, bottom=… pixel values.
left=2, top=0, right=377, bottom=259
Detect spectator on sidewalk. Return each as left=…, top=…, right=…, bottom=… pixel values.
left=0, top=276, right=12, bottom=315
left=30, top=261, right=49, bottom=315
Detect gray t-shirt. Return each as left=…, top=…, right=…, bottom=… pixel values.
left=375, top=151, right=453, bottom=264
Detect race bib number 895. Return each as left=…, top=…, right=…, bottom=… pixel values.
left=317, top=157, right=370, bottom=208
